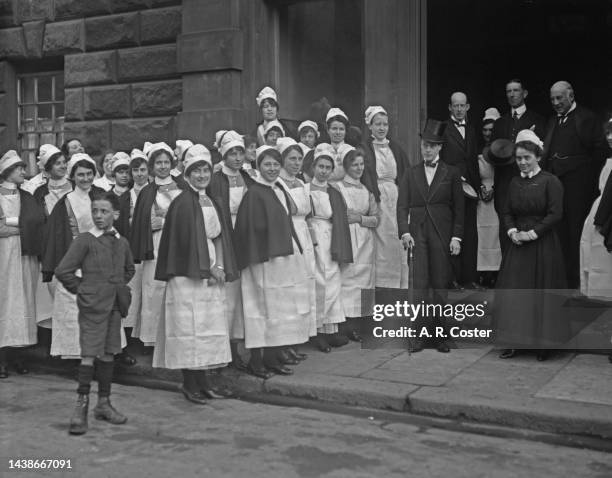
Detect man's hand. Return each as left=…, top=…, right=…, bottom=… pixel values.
left=449, top=238, right=461, bottom=256
left=401, top=233, right=415, bottom=250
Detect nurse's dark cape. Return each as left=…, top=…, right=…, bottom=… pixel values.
left=129, top=179, right=185, bottom=263
left=311, top=184, right=353, bottom=264
left=154, top=187, right=238, bottom=282
left=15, top=189, right=45, bottom=258
left=233, top=182, right=303, bottom=270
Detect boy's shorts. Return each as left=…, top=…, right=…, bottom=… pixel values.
left=78, top=310, right=122, bottom=357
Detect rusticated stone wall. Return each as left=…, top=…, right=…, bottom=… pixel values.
left=0, top=0, right=182, bottom=156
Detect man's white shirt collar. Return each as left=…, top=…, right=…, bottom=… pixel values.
left=512, top=104, right=527, bottom=118
left=559, top=102, right=577, bottom=117
left=89, top=226, right=120, bottom=239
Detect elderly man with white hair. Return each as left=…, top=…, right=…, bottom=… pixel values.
left=542, top=80, right=607, bottom=289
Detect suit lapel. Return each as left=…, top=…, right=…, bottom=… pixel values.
left=542, top=116, right=557, bottom=158
left=428, top=162, right=448, bottom=199
left=447, top=121, right=467, bottom=152
left=414, top=164, right=429, bottom=202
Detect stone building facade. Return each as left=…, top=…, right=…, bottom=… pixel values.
left=2, top=0, right=606, bottom=174
left=0, top=0, right=426, bottom=174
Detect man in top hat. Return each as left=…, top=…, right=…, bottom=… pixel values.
left=440, top=92, right=480, bottom=290
left=397, top=119, right=464, bottom=353
left=543, top=81, right=607, bottom=289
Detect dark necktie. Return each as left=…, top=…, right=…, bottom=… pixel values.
left=558, top=114, right=567, bottom=125
left=511, top=111, right=520, bottom=140
left=103, top=230, right=117, bottom=238
left=425, top=161, right=438, bottom=168
left=453, top=121, right=465, bottom=128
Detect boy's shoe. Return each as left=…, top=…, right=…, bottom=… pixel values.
left=94, top=397, right=127, bottom=424
left=69, top=394, right=89, bottom=435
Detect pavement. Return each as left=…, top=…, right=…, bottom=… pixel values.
left=19, top=333, right=612, bottom=441
left=4, top=374, right=612, bottom=478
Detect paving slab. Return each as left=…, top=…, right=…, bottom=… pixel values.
left=407, top=351, right=612, bottom=437
left=535, top=353, right=612, bottom=407
left=360, top=347, right=492, bottom=386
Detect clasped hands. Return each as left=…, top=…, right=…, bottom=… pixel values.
left=509, top=230, right=537, bottom=245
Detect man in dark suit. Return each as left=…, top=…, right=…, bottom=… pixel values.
left=397, top=119, right=465, bottom=353
left=543, top=81, right=607, bottom=289
left=439, top=92, right=480, bottom=290
left=492, top=79, right=546, bottom=253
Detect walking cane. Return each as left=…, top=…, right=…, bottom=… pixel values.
left=407, top=244, right=415, bottom=355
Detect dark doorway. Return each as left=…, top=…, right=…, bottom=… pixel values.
left=276, top=0, right=364, bottom=126
left=427, top=0, right=612, bottom=126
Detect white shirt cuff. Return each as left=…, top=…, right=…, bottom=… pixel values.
left=451, top=237, right=461, bottom=242
left=507, top=228, right=518, bottom=237
left=6, top=217, right=19, bottom=227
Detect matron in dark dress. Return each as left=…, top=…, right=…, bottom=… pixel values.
left=494, top=170, right=570, bottom=348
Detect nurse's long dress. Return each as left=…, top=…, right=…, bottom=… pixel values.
left=35, top=178, right=72, bottom=328
left=134, top=180, right=181, bottom=346
left=240, top=181, right=311, bottom=348
left=335, top=177, right=379, bottom=317
left=153, top=193, right=231, bottom=370
left=0, top=185, right=38, bottom=349
left=371, top=141, right=408, bottom=288
left=278, top=174, right=317, bottom=336
left=308, top=182, right=345, bottom=332
left=476, top=154, right=502, bottom=272
left=580, top=157, right=612, bottom=299
left=494, top=170, right=569, bottom=348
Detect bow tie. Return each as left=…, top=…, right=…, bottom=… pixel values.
left=103, top=230, right=118, bottom=238
left=453, top=121, right=465, bottom=127
left=425, top=161, right=438, bottom=168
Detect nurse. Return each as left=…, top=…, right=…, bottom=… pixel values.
left=336, top=147, right=380, bottom=341
left=154, top=144, right=237, bottom=403
left=0, top=150, right=45, bottom=378
left=360, top=105, right=410, bottom=288
left=129, top=143, right=183, bottom=351
left=307, top=145, right=353, bottom=352
left=234, top=146, right=311, bottom=377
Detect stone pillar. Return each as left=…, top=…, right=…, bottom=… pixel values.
left=177, top=0, right=277, bottom=143
left=177, top=0, right=241, bottom=143
left=363, top=0, right=427, bottom=163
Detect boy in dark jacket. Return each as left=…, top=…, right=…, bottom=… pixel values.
left=55, top=191, right=135, bottom=435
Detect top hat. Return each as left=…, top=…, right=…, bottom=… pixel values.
left=420, top=119, right=446, bottom=143
left=484, top=139, right=514, bottom=166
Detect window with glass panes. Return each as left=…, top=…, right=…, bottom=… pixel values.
left=17, top=71, right=65, bottom=175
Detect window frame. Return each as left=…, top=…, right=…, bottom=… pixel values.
left=16, top=70, right=65, bottom=175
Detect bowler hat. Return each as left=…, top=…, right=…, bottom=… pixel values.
left=484, top=139, right=514, bottom=166
left=420, top=119, right=446, bottom=143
